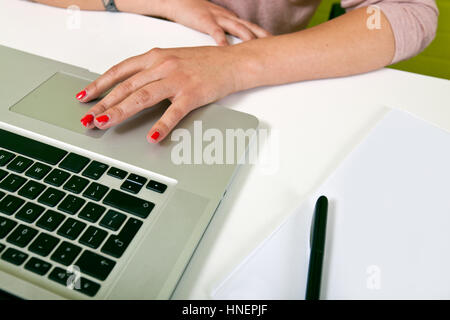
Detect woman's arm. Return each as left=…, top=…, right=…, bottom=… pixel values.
left=77, top=5, right=436, bottom=142
left=231, top=7, right=396, bottom=90
left=33, top=0, right=104, bottom=11
left=341, top=0, right=439, bottom=63
left=32, top=0, right=167, bottom=16
left=31, top=0, right=270, bottom=45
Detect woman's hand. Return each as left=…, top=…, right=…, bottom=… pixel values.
left=34, top=0, right=270, bottom=45
left=159, top=0, right=271, bottom=45
left=78, top=46, right=249, bottom=143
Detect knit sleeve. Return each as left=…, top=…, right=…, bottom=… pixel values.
left=341, top=0, right=439, bottom=63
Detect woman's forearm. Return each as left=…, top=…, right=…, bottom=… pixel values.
left=32, top=0, right=105, bottom=10
left=32, top=0, right=168, bottom=17
left=231, top=7, right=396, bottom=91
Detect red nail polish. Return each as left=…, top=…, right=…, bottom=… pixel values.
left=150, top=131, right=160, bottom=141
left=80, top=114, right=94, bottom=127
left=95, top=115, right=110, bottom=124
left=76, top=90, right=87, bottom=100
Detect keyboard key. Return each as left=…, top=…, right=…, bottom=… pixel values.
left=0, top=150, right=15, bottom=166
left=18, top=180, right=46, bottom=200
left=107, top=167, right=127, bottom=180
left=7, top=156, right=33, bottom=173
left=0, top=169, right=7, bottom=181
left=82, top=161, right=108, bottom=180
left=0, top=174, right=26, bottom=192
left=58, top=195, right=85, bottom=215
left=7, top=224, right=38, bottom=247
left=78, top=277, right=101, bottom=297
left=0, top=216, right=17, bottom=239
left=57, top=218, right=86, bottom=240
left=49, top=268, right=100, bottom=296
left=1, top=247, right=28, bottom=265
left=78, top=202, right=105, bottom=223
left=79, top=226, right=108, bottom=249
left=99, top=210, right=126, bottom=231
left=16, top=202, right=45, bottom=223
left=48, top=267, right=71, bottom=286
left=29, top=233, right=60, bottom=256
left=75, top=250, right=116, bottom=281
left=146, top=180, right=167, bottom=194
left=82, top=182, right=109, bottom=202
left=0, top=128, right=67, bottom=165
left=103, top=189, right=154, bottom=219
left=51, top=241, right=82, bottom=266
left=59, top=153, right=90, bottom=173
left=25, top=162, right=51, bottom=180
left=101, top=218, right=142, bottom=258
left=25, top=257, right=52, bottom=276
left=0, top=243, right=5, bottom=253
left=120, top=180, right=143, bottom=194
left=48, top=267, right=100, bottom=297
left=36, top=210, right=66, bottom=232
left=50, top=267, right=95, bottom=294
left=126, top=174, right=147, bottom=185
left=63, top=176, right=89, bottom=194
left=38, top=187, right=66, bottom=207
left=0, top=195, right=25, bottom=216
left=44, top=169, right=70, bottom=187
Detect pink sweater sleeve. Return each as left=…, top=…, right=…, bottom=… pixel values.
left=341, top=0, right=439, bottom=63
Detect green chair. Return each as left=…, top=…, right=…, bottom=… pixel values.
left=307, top=0, right=450, bottom=79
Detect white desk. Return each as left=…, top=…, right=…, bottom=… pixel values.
left=2, top=0, right=450, bottom=299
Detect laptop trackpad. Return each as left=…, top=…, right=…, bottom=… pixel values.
left=9, top=72, right=105, bottom=138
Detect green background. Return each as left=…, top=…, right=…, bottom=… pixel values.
left=307, top=0, right=450, bottom=80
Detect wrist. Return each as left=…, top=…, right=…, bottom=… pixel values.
left=224, top=41, right=267, bottom=93
left=146, top=0, right=172, bottom=18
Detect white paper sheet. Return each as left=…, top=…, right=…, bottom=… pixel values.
left=212, top=110, right=450, bottom=299
left=211, top=201, right=311, bottom=299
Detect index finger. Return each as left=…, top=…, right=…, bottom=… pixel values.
left=76, top=54, right=147, bottom=102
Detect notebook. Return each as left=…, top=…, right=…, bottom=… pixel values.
left=211, top=109, right=450, bottom=299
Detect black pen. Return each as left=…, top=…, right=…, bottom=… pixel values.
left=305, top=195, right=329, bottom=300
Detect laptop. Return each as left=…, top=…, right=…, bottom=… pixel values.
left=0, top=45, right=258, bottom=299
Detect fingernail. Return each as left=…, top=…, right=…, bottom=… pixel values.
left=95, top=115, right=110, bottom=125
left=76, top=90, right=87, bottom=100
left=80, top=114, right=94, bottom=127
left=150, top=131, right=160, bottom=143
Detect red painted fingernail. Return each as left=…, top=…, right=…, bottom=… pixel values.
left=80, top=114, right=94, bottom=127
left=76, top=90, right=87, bottom=100
left=95, top=115, right=110, bottom=124
left=150, top=131, right=160, bottom=142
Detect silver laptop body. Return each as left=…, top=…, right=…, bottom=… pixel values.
left=0, top=45, right=258, bottom=299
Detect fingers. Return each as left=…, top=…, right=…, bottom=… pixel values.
left=229, top=16, right=271, bottom=38
left=209, top=3, right=270, bottom=39
left=194, top=14, right=229, bottom=46
left=92, top=80, right=174, bottom=130
left=77, top=54, right=147, bottom=102
left=189, top=7, right=269, bottom=45
left=147, top=99, right=191, bottom=143
left=82, top=66, right=166, bottom=123
left=216, top=16, right=256, bottom=41
left=209, top=26, right=229, bottom=46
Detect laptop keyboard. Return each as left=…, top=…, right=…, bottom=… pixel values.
left=0, top=128, right=168, bottom=297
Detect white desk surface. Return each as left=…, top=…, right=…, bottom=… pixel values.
left=2, top=0, right=450, bottom=299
